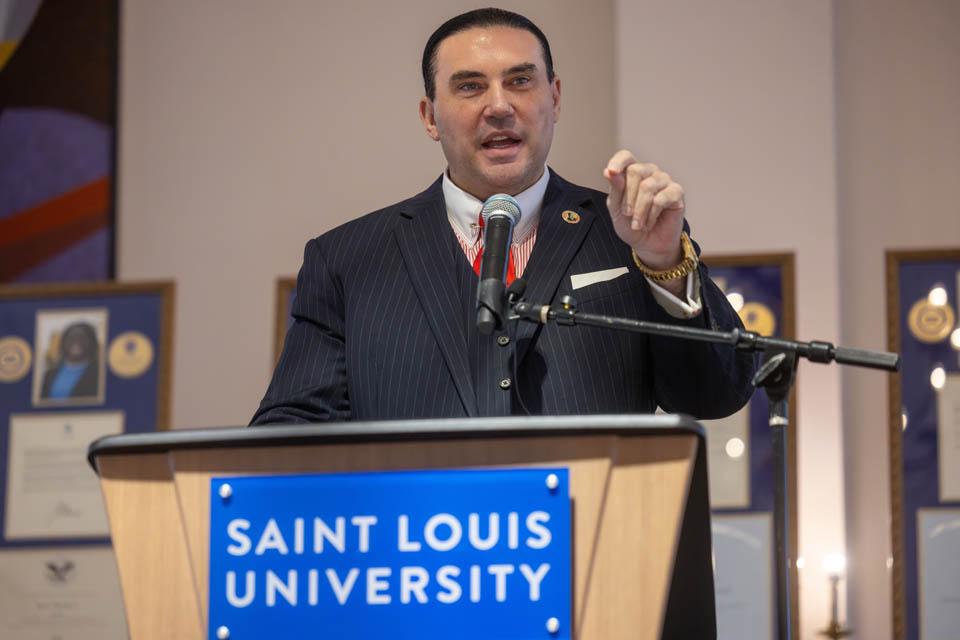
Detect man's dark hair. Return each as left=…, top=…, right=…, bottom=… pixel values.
left=421, top=8, right=555, bottom=101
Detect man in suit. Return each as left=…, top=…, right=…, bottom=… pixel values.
left=251, top=8, right=756, bottom=425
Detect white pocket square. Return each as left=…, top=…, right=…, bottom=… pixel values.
left=570, top=267, right=629, bottom=290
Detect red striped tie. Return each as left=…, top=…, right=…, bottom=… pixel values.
left=472, top=211, right=516, bottom=285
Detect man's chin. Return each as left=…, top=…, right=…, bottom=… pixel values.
left=478, top=166, right=539, bottom=196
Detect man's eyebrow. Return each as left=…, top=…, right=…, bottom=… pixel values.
left=449, top=70, right=486, bottom=84
left=503, top=63, right=538, bottom=76
left=448, top=63, right=540, bottom=85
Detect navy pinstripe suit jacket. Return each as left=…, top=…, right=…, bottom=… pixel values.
left=251, top=171, right=756, bottom=424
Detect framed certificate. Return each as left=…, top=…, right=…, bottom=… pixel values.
left=0, top=281, right=174, bottom=546
left=0, top=545, right=127, bottom=639
left=5, top=412, right=124, bottom=540
left=938, top=374, right=960, bottom=502
left=887, top=249, right=960, bottom=640
left=916, top=509, right=960, bottom=640
left=701, top=252, right=797, bottom=640
left=703, top=406, right=751, bottom=509
left=712, top=513, right=775, bottom=640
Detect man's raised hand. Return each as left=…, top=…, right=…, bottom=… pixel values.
left=603, top=149, right=686, bottom=271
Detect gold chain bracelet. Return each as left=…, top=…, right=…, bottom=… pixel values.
left=632, top=231, right=699, bottom=282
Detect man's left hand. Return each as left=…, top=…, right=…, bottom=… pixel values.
left=603, top=150, right=686, bottom=279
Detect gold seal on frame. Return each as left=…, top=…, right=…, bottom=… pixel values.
left=0, top=336, right=32, bottom=383
left=108, top=332, right=155, bottom=378
left=908, top=299, right=955, bottom=343
left=739, top=302, right=777, bottom=336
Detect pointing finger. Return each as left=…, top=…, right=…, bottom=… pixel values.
left=605, top=149, right=638, bottom=175
left=623, top=163, right=662, bottom=225
left=604, top=168, right=627, bottom=214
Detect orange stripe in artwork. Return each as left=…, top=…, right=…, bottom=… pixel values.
left=0, top=178, right=111, bottom=281
left=0, top=40, right=17, bottom=70
left=0, top=178, right=110, bottom=249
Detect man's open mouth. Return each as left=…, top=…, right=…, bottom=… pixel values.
left=482, top=134, right=522, bottom=150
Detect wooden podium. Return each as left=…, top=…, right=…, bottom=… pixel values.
left=89, top=415, right=716, bottom=639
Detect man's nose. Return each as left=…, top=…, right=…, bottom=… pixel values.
left=483, top=85, right=514, bottom=119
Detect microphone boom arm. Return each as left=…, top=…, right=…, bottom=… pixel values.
left=508, top=285, right=898, bottom=640
left=510, top=299, right=899, bottom=371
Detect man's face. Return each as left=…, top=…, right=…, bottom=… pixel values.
left=420, top=26, right=561, bottom=200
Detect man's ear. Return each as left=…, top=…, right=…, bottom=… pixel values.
left=551, top=76, right=561, bottom=123
left=419, top=97, right=440, bottom=141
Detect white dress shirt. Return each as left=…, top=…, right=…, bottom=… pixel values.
left=442, top=167, right=702, bottom=319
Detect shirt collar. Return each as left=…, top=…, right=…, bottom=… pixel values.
left=442, top=166, right=550, bottom=245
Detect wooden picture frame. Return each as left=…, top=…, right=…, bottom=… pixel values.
left=0, top=280, right=174, bottom=547
left=274, top=277, right=297, bottom=364
left=886, top=248, right=960, bottom=640
left=0, top=281, right=175, bottom=430
left=702, top=252, right=798, bottom=640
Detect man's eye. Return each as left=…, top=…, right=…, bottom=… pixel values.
left=511, top=76, right=531, bottom=86
left=458, top=82, right=481, bottom=92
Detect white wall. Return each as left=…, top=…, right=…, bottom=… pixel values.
left=117, top=1, right=960, bottom=637
left=613, top=1, right=843, bottom=637
left=118, top=0, right=614, bottom=428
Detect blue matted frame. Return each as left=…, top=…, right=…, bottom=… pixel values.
left=703, top=252, right=799, bottom=640
left=0, top=281, right=174, bottom=548
left=886, top=249, right=960, bottom=640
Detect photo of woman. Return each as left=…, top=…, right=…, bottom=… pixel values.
left=32, top=309, right=107, bottom=406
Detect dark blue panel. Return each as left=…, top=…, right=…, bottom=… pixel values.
left=896, top=260, right=959, bottom=640
left=707, top=264, right=785, bottom=514
left=0, top=291, right=166, bottom=548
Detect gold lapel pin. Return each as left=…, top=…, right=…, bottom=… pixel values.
left=561, top=210, right=581, bottom=224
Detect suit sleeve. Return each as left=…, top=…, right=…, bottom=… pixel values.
left=250, top=238, right=351, bottom=425
left=646, top=227, right=758, bottom=420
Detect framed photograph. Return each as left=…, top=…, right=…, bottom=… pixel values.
left=31, top=308, right=108, bottom=407
left=886, top=249, right=960, bottom=640
left=0, top=281, right=174, bottom=546
left=701, top=252, right=798, bottom=640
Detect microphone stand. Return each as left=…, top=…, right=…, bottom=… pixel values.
left=508, top=285, right=899, bottom=640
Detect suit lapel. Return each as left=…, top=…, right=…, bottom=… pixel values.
left=516, top=172, right=595, bottom=363
left=393, top=180, right=479, bottom=416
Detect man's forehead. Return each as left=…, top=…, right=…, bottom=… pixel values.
left=434, top=25, right=546, bottom=75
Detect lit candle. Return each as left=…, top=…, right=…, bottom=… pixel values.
left=822, top=554, right=847, bottom=624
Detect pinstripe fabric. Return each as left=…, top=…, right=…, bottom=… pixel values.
left=456, top=253, right=513, bottom=416
left=454, top=226, right=537, bottom=278
left=251, top=172, right=757, bottom=425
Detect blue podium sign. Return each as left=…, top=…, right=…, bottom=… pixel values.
left=208, top=468, right=572, bottom=640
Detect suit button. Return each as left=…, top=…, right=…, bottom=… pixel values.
left=499, top=378, right=512, bottom=390
left=497, top=335, right=510, bottom=346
